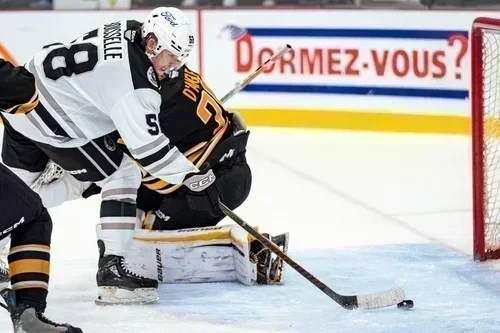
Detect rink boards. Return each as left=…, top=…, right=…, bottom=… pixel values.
left=0, top=9, right=494, bottom=134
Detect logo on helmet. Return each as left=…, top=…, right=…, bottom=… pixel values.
left=161, top=11, right=178, bottom=27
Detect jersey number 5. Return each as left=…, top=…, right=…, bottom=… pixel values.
left=146, top=114, right=160, bottom=135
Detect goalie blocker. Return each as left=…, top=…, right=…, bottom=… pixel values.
left=127, top=224, right=289, bottom=286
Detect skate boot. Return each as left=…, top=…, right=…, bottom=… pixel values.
left=95, top=240, right=159, bottom=305
left=0, top=258, right=9, bottom=283
left=250, top=232, right=290, bottom=285
left=0, top=288, right=82, bottom=333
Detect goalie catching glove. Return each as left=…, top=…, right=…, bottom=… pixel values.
left=182, top=163, right=222, bottom=217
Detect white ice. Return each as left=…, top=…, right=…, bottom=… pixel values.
left=1, top=127, right=500, bottom=333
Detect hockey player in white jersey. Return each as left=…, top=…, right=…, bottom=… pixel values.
left=0, top=7, right=202, bottom=305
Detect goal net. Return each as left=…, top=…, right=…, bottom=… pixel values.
left=472, top=17, right=500, bottom=261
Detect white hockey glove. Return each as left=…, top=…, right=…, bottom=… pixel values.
left=182, top=164, right=222, bottom=217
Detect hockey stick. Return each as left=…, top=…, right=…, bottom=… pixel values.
left=218, top=200, right=406, bottom=310
left=219, top=44, right=292, bottom=105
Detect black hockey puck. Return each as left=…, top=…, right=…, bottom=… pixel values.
left=397, top=300, right=414, bottom=310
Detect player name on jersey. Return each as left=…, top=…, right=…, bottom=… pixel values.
left=103, top=22, right=123, bottom=61
left=182, top=67, right=202, bottom=102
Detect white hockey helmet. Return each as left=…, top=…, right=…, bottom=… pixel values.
left=141, top=7, right=195, bottom=65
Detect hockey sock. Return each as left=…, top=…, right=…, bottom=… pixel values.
left=8, top=208, right=52, bottom=309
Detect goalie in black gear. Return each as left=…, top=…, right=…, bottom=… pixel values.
left=111, top=65, right=251, bottom=229
left=0, top=59, right=82, bottom=332
left=110, top=65, right=252, bottom=231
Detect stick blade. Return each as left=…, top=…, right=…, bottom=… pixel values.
left=356, top=287, right=405, bottom=309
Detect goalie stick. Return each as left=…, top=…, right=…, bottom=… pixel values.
left=218, top=200, right=406, bottom=310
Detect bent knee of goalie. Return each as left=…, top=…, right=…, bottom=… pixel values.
left=216, top=162, right=252, bottom=211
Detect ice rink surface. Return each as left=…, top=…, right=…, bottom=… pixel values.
left=1, top=127, right=500, bottom=333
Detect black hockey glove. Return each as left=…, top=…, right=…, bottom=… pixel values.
left=183, top=164, right=222, bottom=217
left=82, top=183, right=101, bottom=199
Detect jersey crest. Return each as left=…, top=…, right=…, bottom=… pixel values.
left=147, top=67, right=159, bottom=88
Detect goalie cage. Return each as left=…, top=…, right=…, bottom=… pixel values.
left=471, top=17, right=500, bottom=261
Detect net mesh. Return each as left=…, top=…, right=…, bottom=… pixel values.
left=33, top=161, right=65, bottom=190
left=482, top=29, right=500, bottom=252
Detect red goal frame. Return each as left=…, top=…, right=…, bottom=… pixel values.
left=472, top=17, right=500, bottom=261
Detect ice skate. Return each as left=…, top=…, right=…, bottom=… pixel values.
left=0, top=288, right=82, bottom=333
left=95, top=241, right=159, bottom=305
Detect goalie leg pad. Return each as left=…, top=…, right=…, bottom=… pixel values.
left=129, top=225, right=290, bottom=286
left=131, top=225, right=255, bottom=284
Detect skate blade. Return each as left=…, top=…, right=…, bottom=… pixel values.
left=95, top=287, right=159, bottom=306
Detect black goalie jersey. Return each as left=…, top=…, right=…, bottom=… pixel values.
left=116, top=65, right=232, bottom=195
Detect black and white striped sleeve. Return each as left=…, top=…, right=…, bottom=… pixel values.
left=110, top=88, right=198, bottom=185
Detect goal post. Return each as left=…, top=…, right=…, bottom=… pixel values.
left=472, top=17, right=500, bottom=261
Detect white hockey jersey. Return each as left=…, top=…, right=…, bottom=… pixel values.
left=2, top=20, right=198, bottom=184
